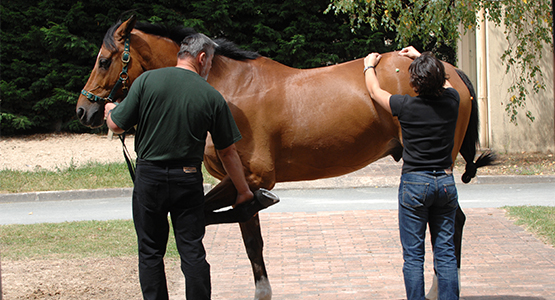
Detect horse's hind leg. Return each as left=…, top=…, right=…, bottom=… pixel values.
left=426, top=207, right=465, bottom=300
left=454, top=207, right=466, bottom=270
left=239, top=215, right=271, bottom=300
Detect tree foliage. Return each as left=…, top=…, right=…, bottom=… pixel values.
left=328, top=0, right=553, bottom=124
left=1, top=0, right=395, bottom=135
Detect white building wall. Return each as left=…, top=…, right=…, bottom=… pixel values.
left=457, top=18, right=554, bottom=153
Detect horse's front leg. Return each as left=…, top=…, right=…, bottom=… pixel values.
left=202, top=176, right=275, bottom=299
left=239, top=215, right=271, bottom=300
left=426, top=207, right=465, bottom=300
left=203, top=176, right=238, bottom=225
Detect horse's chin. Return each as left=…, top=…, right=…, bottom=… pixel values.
left=87, top=120, right=106, bottom=129
left=78, top=114, right=105, bottom=128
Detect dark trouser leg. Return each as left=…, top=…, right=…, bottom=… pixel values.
left=169, top=174, right=211, bottom=300
left=133, top=164, right=171, bottom=300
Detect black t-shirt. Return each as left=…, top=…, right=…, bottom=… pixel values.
left=389, top=88, right=460, bottom=174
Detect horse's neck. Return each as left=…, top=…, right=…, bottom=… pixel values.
left=134, top=31, right=179, bottom=70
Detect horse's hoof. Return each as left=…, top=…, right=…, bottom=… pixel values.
left=254, top=188, right=280, bottom=209
left=234, top=188, right=280, bottom=222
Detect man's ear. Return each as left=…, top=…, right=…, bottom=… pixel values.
left=197, top=52, right=207, bottom=66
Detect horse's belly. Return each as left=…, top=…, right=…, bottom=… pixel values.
left=275, top=134, right=399, bottom=182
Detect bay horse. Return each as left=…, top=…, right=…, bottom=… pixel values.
left=77, top=16, right=492, bottom=299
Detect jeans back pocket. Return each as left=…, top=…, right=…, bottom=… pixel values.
left=401, top=181, right=430, bottom=208
left=441, top=182, right=459, bottom=209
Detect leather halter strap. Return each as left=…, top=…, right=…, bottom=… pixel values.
left=81, top=36, right=131, bottom=103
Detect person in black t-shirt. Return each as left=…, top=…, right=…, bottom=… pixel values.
left=364, top=47, right=460, bottom=300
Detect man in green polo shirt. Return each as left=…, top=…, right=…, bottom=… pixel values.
left=104, top=33, right=276, bottom=300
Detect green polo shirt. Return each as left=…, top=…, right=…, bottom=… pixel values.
left=111, top=67, right=241, bottom=163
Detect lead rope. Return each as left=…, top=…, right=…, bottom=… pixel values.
left=119, top=132, right=135, bottom=182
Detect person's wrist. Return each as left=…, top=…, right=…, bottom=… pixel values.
left=363, top=65, right=375, bottom=74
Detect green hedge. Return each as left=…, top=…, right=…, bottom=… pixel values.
left=1, top=0, right=395, bottom=135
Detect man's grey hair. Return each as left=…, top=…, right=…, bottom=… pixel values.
left=178, top=33, right=218, bottom=59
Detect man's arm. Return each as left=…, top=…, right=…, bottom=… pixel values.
left=364, top=53, right=392, bottom=114
left=216, top=144, right=254, bottom=206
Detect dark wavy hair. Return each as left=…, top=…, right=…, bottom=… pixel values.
left=408, top=52, right=449, bottom=98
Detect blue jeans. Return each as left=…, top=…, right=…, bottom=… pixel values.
left=133, top=161, right=211, bottom=300
left=398, top=171, right=459, bottom=300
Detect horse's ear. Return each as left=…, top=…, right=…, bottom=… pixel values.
left=115, top=15, right=137, bottom=41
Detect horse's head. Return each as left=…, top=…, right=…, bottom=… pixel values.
left=76, top=15, right=144, bottom=128
left=77, top=16, right=259, bottom=128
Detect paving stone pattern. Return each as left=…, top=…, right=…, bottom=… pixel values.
left=165, top=208, right=555, bottom=299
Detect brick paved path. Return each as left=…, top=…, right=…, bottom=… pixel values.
left=166, top=207, right=555, bottom=299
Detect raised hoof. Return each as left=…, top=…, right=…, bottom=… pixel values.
left=234, top=188, right=280, bottom=222
left=253, top=188, right=280, bottom=209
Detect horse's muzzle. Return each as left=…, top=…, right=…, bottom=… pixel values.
left=76, top=103, right=104, bottom=128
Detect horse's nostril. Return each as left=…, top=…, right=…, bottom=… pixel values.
left=76, top=107, right=90, bottom=126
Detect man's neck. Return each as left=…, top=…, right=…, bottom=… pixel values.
left=175, top=59, right=199, bottom=75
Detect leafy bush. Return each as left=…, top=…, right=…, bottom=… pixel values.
left=1, top=0, right=395, bottom=135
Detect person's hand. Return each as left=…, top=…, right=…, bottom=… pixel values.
left=364, top=53, right=382, bottom=69
left=399, top=46, right=421, bottom=59
left=235, top=190, right=254, bottom=206
left=104, top=102, right=117, bottom=120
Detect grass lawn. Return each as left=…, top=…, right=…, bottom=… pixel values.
left=0, top=162, right=219, bottom=193
left=504, top=205, right=555, bottom=246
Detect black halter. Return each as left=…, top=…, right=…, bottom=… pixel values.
left=81, top=36, right=131, bottom=103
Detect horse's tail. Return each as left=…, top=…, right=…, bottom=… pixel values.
left=455, top=69, right=496, bottom=183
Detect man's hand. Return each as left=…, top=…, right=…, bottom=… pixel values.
left=104, top=102, right=117, bottom=120
left=104, top=102, right=125, bottom=134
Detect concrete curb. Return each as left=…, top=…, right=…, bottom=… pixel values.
left=473, top=174, right=555, bottom=184
left=2, top=175, right=554, bottom=203
left=0, top=188, right=132, bottom=203
left=0, top=184, right=212, bottom=204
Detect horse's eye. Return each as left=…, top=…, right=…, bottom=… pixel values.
left=98, top=58, right=112, bottom=70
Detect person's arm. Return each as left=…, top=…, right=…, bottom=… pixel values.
left=216, top=144, right=254, bottom=206
left=104, top=102, right=125, bottom=134
left=364, top=53, right=392, bottom=114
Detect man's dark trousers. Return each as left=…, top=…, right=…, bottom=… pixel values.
left=133, top=161, right=211, bottom=300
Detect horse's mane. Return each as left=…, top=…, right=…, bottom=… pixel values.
left=103, top=21, right=259, bottom=61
